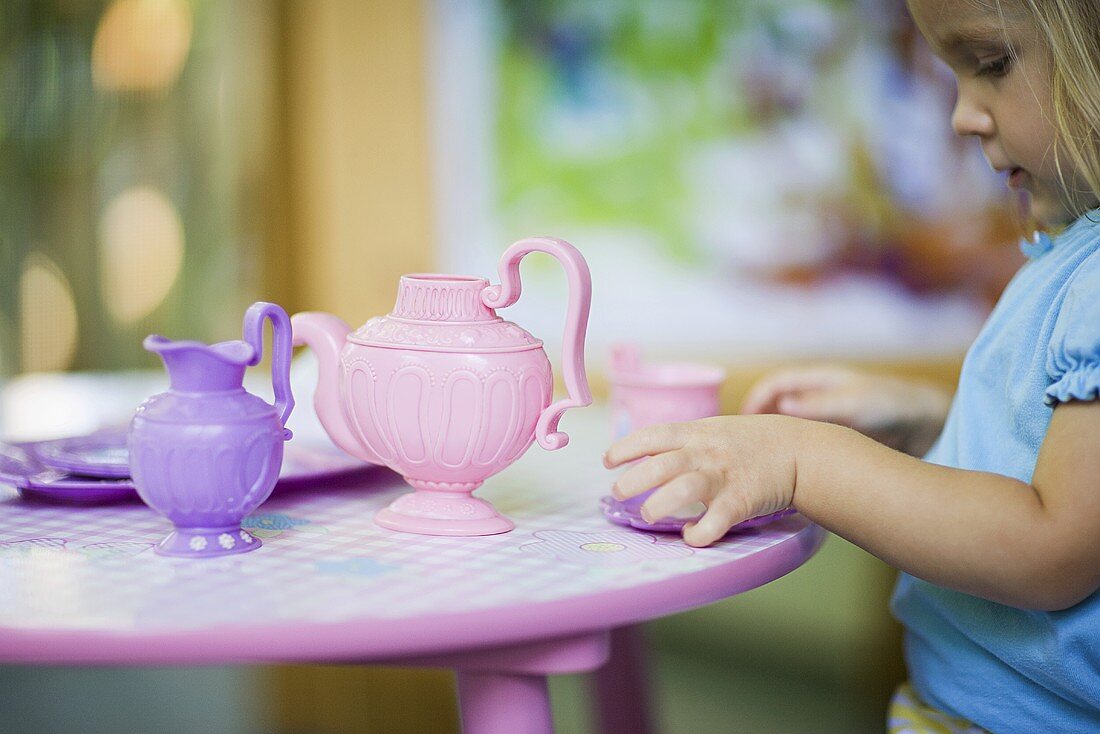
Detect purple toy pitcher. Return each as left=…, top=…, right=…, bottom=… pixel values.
left=129, top=302, right=294, bottom=557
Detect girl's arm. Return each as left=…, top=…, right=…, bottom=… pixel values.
left=741, top=365, right=952, bottom=457
left=604, top=400, right=1100, bottom=611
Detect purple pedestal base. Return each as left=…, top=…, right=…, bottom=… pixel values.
left=155, top=526, right=262, bottom=557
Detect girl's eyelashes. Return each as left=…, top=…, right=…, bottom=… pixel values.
left=976, top=55, right=1012, bottom=78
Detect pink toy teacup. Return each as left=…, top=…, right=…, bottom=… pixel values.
left=607, top=344, right=725, bottom=441
left=603, top=344, right=725, bottom=531
left=602, top=345, right=794, bottom=532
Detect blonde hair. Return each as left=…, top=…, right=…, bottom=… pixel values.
left=1011, top=0, right=1100, bottom=215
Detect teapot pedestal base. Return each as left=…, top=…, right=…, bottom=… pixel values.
left=155, top=526, right=263, bottom=557
left=374, top=489, right=515, bottom=536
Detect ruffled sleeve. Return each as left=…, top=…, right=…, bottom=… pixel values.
left=1046, top=253, right=1100, bottom=405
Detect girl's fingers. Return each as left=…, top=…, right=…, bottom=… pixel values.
left=741, top=367, right=851, bottom=415
left=682, top=492, right=753, bottom=547
left=639, top=471, right=712, bottom=523
left=740, top=375, right=783, bottom=415
left=682, top=513, right=732, bottom=547
left=604, top=423, right=688, bottom=469
left=777, top=390, right=862, bottom=423
left=741, top=373, right=800, bottom=414
left=612, top=450, right=690, bottom=499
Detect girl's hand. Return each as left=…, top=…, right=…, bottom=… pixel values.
left=741, top=365, right=951, bottom=456
left=603, top=415, right=803, bottom=547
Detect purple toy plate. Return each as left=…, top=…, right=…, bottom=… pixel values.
left=20, top=470, right=139, bottom=504
left=0, top=437, right=377, bottom=505
left=0, top=443, right=138, bottom=504
left=29, top=430, right=131, bottom=478
left=22, top=431, right=370, bottom=482
left=0, top=443, right=41, bottom=487
left=279, top=441, right=372, bottom=482
left=600, top=494, right=796, bottom=534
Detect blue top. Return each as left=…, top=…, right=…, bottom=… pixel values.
left=892, top=208, right=1100, bottom=732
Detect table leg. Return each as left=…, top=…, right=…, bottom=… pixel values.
left=456, top=670, right=552, bottom=734
left=593, top=625, right=653, bottom=734
left=409, top=632, right=608, bottom=734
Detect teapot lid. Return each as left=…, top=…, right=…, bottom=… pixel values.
left=349, top=274, right=543, bottom=353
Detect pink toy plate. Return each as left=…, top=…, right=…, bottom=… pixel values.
left=0, top=436, right=378, bottom=504
left=600, top=494, right=795, bottom=535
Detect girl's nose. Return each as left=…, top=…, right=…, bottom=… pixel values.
left=951, top=91, right=995, bottom=138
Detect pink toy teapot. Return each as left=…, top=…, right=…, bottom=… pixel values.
left=291, top=236, right=592, bottom=536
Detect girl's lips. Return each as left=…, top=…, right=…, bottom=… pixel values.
left=1007, top=167, right=1026, bottom=189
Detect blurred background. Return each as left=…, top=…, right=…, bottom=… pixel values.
left=0, top=0, right=1027, bottom=732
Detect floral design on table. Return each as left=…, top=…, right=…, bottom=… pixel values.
left=519, top=530, right=694, bottom=566
left=315, top=557, right=399, bottom=579
left=0, top=537, right=67, bottom=555
left=76, top=541, right=155, bottom=559
left=241, top=512, right=328, bottom=539
left=0, top=538, right=153, bottom=559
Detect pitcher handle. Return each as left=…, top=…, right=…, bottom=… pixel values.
left=243, top=301, right=296, bottom=441
left=482, top=237, right=592, bottom=450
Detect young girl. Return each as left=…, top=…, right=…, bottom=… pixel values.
left=605, top=1, right=1100, bottom=731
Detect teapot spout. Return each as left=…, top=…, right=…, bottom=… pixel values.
left=291, top=312, right=382, bottom=464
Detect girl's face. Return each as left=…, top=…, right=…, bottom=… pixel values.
left=907, top=0, right=1089, bottom=226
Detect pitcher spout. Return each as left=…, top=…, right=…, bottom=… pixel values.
left=291, top=312, right=382, bottom=464
left=144, top=336, right=253, bottom=392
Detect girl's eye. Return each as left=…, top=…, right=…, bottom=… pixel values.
left=977, top=56, right=1012, bottom=78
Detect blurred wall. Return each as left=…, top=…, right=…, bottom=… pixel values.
left=0, top=666, right=265, bottom=734
left=269, top=1, right=455, bottom=728
left=282, top=0, right=435, bottom=322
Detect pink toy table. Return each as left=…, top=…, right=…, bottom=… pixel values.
left=0, top=407, right=824, bottom=734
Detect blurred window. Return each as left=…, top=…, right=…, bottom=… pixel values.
left=0, top=0, right=282, bottom=376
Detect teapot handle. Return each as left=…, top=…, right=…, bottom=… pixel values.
left=482, top=237, right=592, bottom=450
left=243, top=301, right=295, bottom=441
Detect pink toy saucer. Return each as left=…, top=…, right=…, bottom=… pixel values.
left=600, top=494, right=795, bottom=534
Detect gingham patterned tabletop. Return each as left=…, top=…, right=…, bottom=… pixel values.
left=0, top=407, right=823, bottom=663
